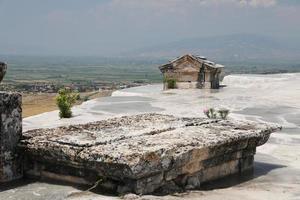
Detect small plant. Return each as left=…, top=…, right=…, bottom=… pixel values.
left=203, top=108, right=217, bottom=119
left=163, top=77, right=177, bottom=89
left=218, top=109, right=230, bottom=120
left=56, top=88, right=79, bottom=118
left=163, top=77, right=176, bottom=89
left=203, top=108, right=230, bottom=119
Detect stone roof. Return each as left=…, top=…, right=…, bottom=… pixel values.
left=159, top=54, right=224, bottom=72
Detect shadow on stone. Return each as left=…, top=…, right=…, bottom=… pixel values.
left=253, top=161, right=286, bottom=178
left=0, top=162, right=286, bottom=197
left=0, top=179, right=35, bottom=192
left=199, top=161, right=286, bottom=191
left=0, top=177, right=119, bottom=197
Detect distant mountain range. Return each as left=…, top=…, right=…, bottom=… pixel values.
left=129, top=34, right=300, bottom=62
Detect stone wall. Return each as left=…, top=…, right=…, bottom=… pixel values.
left=0, top=92, right=22, bottom=182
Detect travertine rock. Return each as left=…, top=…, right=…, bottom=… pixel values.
left=0, top=92, right=22, bottom=182
left=20, top=114, right=281, bottom=194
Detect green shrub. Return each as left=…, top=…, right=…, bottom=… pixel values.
left=164, top=77, right=176, bottom=89
left=203, top=108, right=217, bottom=119
left=218, top=109, right=230, bottom=120
left=203, top=108, right=230, bottom=119
left=56, top=88, right=78, bottom=118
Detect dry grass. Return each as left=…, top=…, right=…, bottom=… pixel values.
left=22, top=90, right=113, bottom=118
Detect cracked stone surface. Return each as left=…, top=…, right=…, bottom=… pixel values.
left=0, top=92, right=22, bottom=182
left=20, top=113, right=281, bottom=194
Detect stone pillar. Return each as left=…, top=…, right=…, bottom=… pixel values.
left=0, top=92, right=22, bottom=182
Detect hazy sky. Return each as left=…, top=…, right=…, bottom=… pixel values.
left=0, top=0, right=299, bottom=56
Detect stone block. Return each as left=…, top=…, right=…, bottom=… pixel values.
left=201, top=159, right=240, bottom=183
left=20, top=114, right=280, bottom=194
left=239, top=156, right=254, bottom=173
left=185, top=174, right=201, bottom=190
left=134, top=172, right=164, bottom=194
left=0, top=92, right=22, bottom=182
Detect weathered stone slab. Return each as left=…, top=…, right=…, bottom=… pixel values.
left=0, top=92, right=22, bottom=182
left=20, top=114, right=281, bottom=194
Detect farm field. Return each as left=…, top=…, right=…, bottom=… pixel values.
left=22, top=90, right=112, bottom=118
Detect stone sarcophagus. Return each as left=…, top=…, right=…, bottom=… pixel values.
left=0, top=92, right=22, bottom=182
left=20, top=114, right=280, bottom=194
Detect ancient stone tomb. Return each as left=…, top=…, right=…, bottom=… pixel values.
left=159, top=54, right=224, bottom=89
left=19, top=114, right=280, bottom=194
